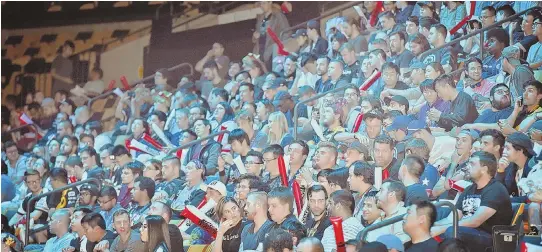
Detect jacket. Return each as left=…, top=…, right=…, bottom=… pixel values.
left=253, top=9, right=291, bottom=62
left=185, top=139, right=222, bottom=176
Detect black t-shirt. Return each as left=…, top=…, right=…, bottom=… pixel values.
left=86, top=230, right=117, bottom=252
left=455, top=179, right=513, bottom=234
left=342, top=60, right=361, bottom=84
left=518, top=35, right=538, bottom=60
left=405, top=238, right=439, bottom=252
left=222, top=221, right=245, bottom=252
left=47, top=187, right=79, bottom=209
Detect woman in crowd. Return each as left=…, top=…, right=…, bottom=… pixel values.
left=425, top=62, right=446, bottom=80
left=212, top=197, right=245, bottom=252
left=408, top=33, right=431, bottom=66
left=213, top=102, right=237, bottom=148
left=265, top=112, right=293, bottom=148
left=32, top=157, right=52, bottom=191
left=47, top=138, right=61, bottom=165
left=256, top=99, right=275, bottom=130
left=328, top=32, right=348, bottom=60
left=140, top=215, right=171, bottom=252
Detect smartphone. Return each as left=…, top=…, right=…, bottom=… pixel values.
left=518, top=97, right=523, bottom=107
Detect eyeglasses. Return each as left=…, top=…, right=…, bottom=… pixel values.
left=263, top=157, right=277, bottom=163
left=244, top=161, right=263, bottom=165
left=534, top=22, right=542, bottom=27
left=481, top=15, right=495, bottom=20
left=98, top=198, right=113, bottom=205
left=494, top=89, right=510, bottom=95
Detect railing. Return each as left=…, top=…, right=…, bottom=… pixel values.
left=420, top=6, right=542, bottom=61
left=167, top=130, right=229, bottom=155
left=293, top=84, right=354, bottom=140
left=5, top=124, right=42, bottom=151
left=87, top=62, right=194, bottom=108
left=172, top=1, right=242, bottom=31
left=280, top=2, right=360, bottom=38
left=357, top=201, right=459, bottom=243
left=25, top=178, right=101, bottom=244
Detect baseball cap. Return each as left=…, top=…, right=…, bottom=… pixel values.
left=359, top=241, right=388, bottom=252
left=386, top=115, right=414, bottom=133
left=273, top=90, right=293, bottom=107
left=291, top=29, right=308, bottom=38
left=376, top=234, right=405, bottom=252
left=506, top=132, right=536, bottom=156
left=386, top=95, right=409, bottom=108
left=410, top=61, right=426, bottom=70
left=348, top=141, right=370, bottom=158
left=307, top=20, right=320, bottom=30
left=407, top=120, right=430, bottom=136
left=80, top=184, right=100, bottom=197
left=201, top=180, right=227, bottom=197
left=502, top=46, right=521, bottom=65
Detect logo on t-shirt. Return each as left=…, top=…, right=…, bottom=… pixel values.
left=462, top=195, right=481, bottom=217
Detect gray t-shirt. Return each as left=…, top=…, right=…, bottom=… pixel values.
left=239, top=220, right=274, bottom=251
left=507, top=64, right=535, bottom=100
left=110, top=230, right=144, bottom=252
left=52, top=55, right=74, bottom=93
left=391, top=50, right=415, bottom=69
left=351, top=35, right=369, bottom=54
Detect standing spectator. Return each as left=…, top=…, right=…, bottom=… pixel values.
left=433, top=151, right=513, bottom=252
left=253, top=1, right=290, bottom=68
left=307, top=20, right=328, bottom=57
left=195, top=43, right=230, bottom=80
left=403, top=201, right=439, bottom=251
left=51, top=40, right=74, bottom=95
left=440, top=2, right=467, bottom=31
left=396, top=2, right=415, bottom=24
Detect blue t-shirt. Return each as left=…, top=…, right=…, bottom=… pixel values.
left=474, top=106, right=513, bottom=124
left=482, top=55, right=503, bottom=79
left=1, top=175, right=15, bottom=202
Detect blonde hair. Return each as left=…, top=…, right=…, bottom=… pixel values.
left=267, top=112, right=289, bottom=145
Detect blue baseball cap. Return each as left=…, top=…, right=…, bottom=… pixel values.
left=407, top=119, right=430, bottom=137
left=376, top=234, right=404, bottom=252
left=386, top=115, right=413, bottom=133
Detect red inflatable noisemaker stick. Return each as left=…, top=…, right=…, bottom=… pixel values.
left=292, top=180, right=303, bottom=215
left=180, top=205, right=218, bottom=238
left=120, top=75, right=131, bottom=90
left=330, top=216, right=346, bottom=252
left=267, top=27, right=290, bottom=56
left=359, top=71, right=381, bottom=92
left=352, top=113, right=364, bottom=133
left=278, top=155, right=289, bottom=187
left=217, top=125, right=227, bottom=144
left=107, top=80, right=116, bottom=91
left=449, top=2, right=476, bottom=35
left=369, top=2, right=384, bottom=27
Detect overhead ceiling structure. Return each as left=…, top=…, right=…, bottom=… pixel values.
left=1, top=1, right=232, bottom=29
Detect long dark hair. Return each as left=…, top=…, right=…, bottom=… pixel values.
left=143, top=215, right=171, bottom=252
left=216, top=102, right=235, bottom=124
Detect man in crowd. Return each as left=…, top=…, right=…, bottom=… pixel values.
left=321, top=190, right=363, bottom=252
left=304, top=185, right=331, bottom=240
left=240, top=191, right=274, bottom=251
left=108, top=209, right=145, bottom=252
left=403, top=201, right=439, bottom=251
left=432, top=74, right=479, bottom=131
left=268, top=187, right=301, bottom=230
left=43, top=209, right=75, bottom=251
left=399, top=155, right=429, bottom=206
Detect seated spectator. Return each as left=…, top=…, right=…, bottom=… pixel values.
left=43, top=209, right=75, bottom=251
left=403, top=200, right=439, bottom=251
left=184, top=119, right=220, bottom=176
left=482, top=28, right=509, bottom=80
left=502, top=46, right=535, bottom=99
left=440, top=2, right=467, bottom=31
left=307, top=20, right=328, bottom=57
left=296, top=237, right=324, bottom=252
left=497, top=132, right=533, bottom=198
left=129, top=176, right=154, bottom=229
left=367, top=180, right=409, bottom=243
left=148, top=201, right=184, bottom=252
left=71, top=68, right=105, bottom=100
left=399, top=155, right=430, bottom=206
left=463, top=84, right=513, bottom=130
left=432, top=151, right=513, bottom=252
left=68, top=207, right=92, bottom=251
left=171, top=160, right=206, bottom=211
left=348, top=161, right=377, bottom=222
left=432, top=74, right=479, bottom=130
left=506, top=80, right=542, bottom=132
left=240, top=191, right=273, bottom=251
left=139, top=215, right=171, bottom=251
left=98, top=185, right=123, bottom=230
left=82, top=212, right=117, bottom=251
left=213, top=197, right=245, bottom=252
left=424, top=24, right=455, bottom=73
left=321, top=190, right=363, bottom=252
left=118, top=161, right=143, bottom=208
left=459, top=58, right=497, bottom=108
left=268, top=187, right=301, bottom=230
left=527, top=15, right=542, bottom=71
left=108, top=209, right=145, bottom=252
left=263, top=229, right=294, bottom=252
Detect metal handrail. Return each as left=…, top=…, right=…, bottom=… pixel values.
left=293, top=84, right=354, bottom=140
left=25, top=178, right=101, bottom=244
left=172, top=1, right=241, bottom=30
left=87, top=62, right=194, bottom=108
left=167, top=130, right=229, bottom=155
left=420, top=6, right=542, bottom=60
left=280, top=2, right=360, bottom=38
left=357, top=201, right=459, bottom=242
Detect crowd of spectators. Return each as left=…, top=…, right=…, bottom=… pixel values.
left=2, top=1, right=542, bottom=252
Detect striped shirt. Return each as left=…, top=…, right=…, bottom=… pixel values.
left=43, top=232, right=75, bottom=252
left=321, top=217, right=363, bottom=252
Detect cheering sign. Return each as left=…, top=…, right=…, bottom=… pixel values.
left=181, top=205, right=219, bottom=238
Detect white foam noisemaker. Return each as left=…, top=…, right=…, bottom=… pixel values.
left=151, top=122, right=175, bottom=148
left=130, top=139, right=161, bottom=156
